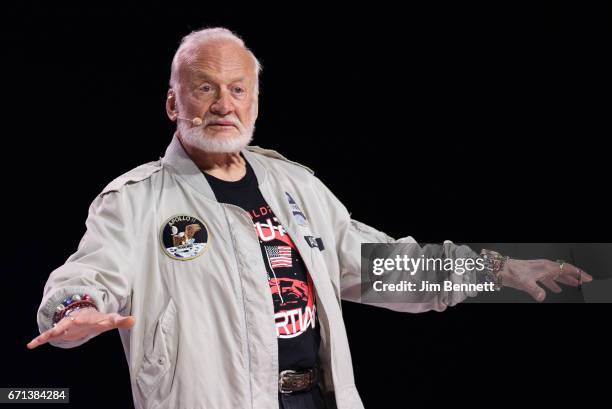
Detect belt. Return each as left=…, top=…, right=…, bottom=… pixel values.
left=278, top=368, right=319, bottom=394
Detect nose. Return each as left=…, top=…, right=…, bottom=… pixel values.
left=209, top=90, right=234, bottom=116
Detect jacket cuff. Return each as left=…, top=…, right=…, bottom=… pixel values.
left=440, top=242, right=483, bottom=305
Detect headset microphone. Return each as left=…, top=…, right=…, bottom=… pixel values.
left=177, top=117, right=203, bottom=126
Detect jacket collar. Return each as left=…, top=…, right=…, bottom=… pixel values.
left=162, top=133, right=269, bottom=202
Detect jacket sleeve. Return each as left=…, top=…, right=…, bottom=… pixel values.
left=35, top=190, right=133, bottom=348
left=313, top=177, right=483, bottom=313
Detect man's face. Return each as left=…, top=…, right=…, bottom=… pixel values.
left=172, top=39, right=258, bottom=153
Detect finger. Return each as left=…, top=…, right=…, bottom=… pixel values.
left=578, top=269, right=593, bottom=283
left=104, top=314, right=136, bottom=329
left=560, top=262, right=593, bottom=283
left=94, top=314, right=135, bottom=331
left=545, top=261, right=584, bottom=287
left=27, top=331, right=49, bottom=349
left=556, top=275, right=581, bottom=287
left=27, top=318, right=73, bottom=349
left=46, top=318, right=75, bottom=339
left=27, top=335, right=45, bottom=349
left=571, top=266, right=593, bottom=283
left=524, top=280, right=547, bottom=302
left=115, top=315, right=136, bottom=329
left=541, top=278, right=562, bottom=293
left=92, top=318, right=117, bottom=332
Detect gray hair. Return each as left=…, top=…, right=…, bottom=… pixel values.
left=169, top=27, right=262, bottom=95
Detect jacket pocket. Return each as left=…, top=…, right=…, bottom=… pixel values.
left=136, top=298, right=177, bottom=401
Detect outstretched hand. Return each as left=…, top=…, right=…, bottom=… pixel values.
left=500, top=259, right=593, bottom=302
left=27, top=307, right=135, bottom=349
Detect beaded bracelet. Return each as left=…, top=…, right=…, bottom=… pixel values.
left=52, top=294, right=98, bottom=325
left=480, top=249, right=508, bottom=290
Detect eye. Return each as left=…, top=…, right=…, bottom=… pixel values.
left=232, top=86, right=245, bottom=94
left=199, top=84, right=212, bottom=92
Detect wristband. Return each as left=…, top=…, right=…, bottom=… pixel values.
left=52, top=294, right=97, bottom=325
left=480, top=249, right=508, bottom=290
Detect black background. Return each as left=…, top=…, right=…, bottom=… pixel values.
left=1, top=2, right=610, bottom=408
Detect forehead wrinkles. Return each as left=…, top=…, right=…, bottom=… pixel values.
left=181, top=41, right=254, bottom=84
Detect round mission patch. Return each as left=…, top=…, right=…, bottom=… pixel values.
left=160, top=214, right=210, bottom=260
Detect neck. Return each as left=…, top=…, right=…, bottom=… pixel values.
left=178, top=136, right=247, bottom=182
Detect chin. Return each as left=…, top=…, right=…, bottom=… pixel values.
left=203, top=129, right=241, bottom=138
left=180, top=123, right=254, bottom=154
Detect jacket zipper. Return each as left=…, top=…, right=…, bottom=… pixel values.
left=221, top=204, right=256, bottom=409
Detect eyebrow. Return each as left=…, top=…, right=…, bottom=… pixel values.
left=190, top=71, right=246, bottom=84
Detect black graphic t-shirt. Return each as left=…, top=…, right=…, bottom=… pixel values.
left=204, top=159, right=320, bottom=371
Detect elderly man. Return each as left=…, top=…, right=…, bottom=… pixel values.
left=28, top=28, right=592, bottom=409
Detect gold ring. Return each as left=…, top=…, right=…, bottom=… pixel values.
left=555, top=259, right=565, bottom=280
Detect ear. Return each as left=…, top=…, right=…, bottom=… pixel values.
left=166, top=88, right=178, bottom=121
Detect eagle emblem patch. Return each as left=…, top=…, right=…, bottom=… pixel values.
left=160, top=214, right=210, bottom=260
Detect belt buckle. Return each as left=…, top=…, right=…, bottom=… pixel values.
left=279, top=369, right=297, bottom=394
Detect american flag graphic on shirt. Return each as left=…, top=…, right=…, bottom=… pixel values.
left=265, top=245, right=293, bottom=268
